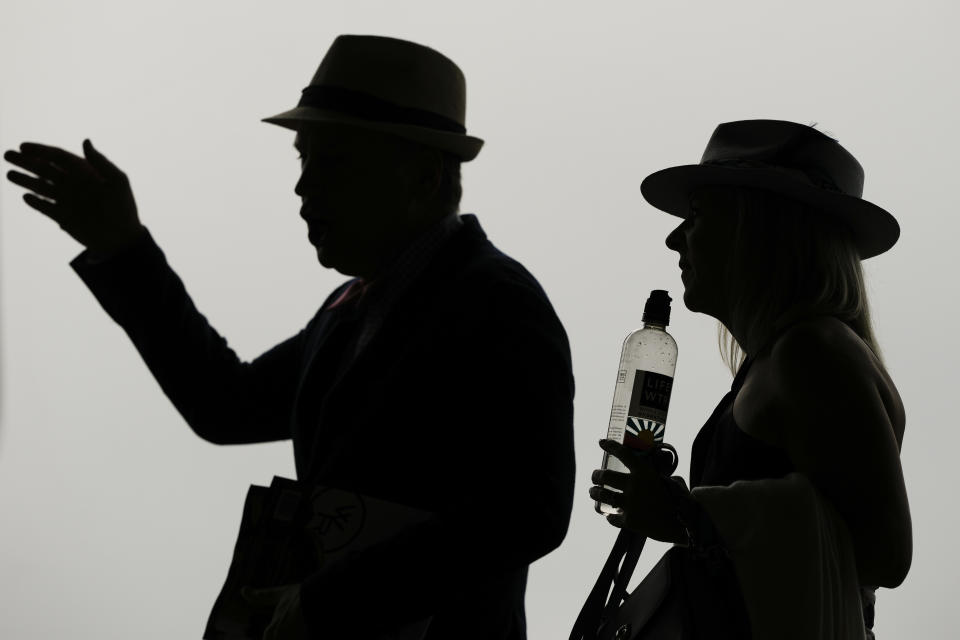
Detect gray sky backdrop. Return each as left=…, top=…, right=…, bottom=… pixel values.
left=1, top=1, right=957, bottom=637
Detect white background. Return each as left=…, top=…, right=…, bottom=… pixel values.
left=1, top=1, right=957, bottom=637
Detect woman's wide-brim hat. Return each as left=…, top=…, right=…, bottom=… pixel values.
left=262, top=35, right=483, bottom=161
left=640, top=120, right=899, bottom=258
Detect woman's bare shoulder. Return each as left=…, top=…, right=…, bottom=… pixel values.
left=767, top=316, right=905, bottom=446
left=775, top=315, right=867, bottom=354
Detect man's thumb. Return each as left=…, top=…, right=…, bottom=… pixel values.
left=83, top=138, right=122, bottom=178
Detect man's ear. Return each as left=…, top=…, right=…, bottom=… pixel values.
left=405, top=147, right=443, bottom=207
left=420, top=148, right=444, bottom=196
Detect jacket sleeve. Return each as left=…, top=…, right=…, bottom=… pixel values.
left=70, top=227, right=307, bottom=444
left=298, top=272, right=577, bottom=637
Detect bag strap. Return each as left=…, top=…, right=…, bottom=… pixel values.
left=569, top=443, right=679, bottom=639
left=606, top=531, right=646, bottom=616
left=569, top=528, right=648, bottom=640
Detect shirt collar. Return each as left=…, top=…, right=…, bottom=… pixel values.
left=357, top=212, right=463, bottom=314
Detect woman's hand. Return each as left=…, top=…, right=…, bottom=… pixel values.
left=4, top=139, right=146, bottom=257
left=589, top=439, right=688, bottom=544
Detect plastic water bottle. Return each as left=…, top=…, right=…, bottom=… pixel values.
left=596, top=290, right=678, bottom=515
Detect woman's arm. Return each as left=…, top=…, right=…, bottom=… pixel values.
left=769, top=321, right=912, bottom=588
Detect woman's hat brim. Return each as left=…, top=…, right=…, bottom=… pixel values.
left=262, top=106, right=484, bottom=161
left=640, top=164, right=900, bottom=259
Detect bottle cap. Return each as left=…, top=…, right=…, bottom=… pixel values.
left=642, top=290, right=672, bottom=326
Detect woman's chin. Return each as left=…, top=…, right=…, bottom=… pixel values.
left=680, top=287, right=704, bottom=312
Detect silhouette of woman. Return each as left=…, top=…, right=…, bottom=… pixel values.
left=589, top=120, right=911, bottom=638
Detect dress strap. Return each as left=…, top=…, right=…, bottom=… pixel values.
left=730, top=355, right=755, bottom=393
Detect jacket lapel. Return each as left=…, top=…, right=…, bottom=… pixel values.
left=296, top=216, right=489, bottom=434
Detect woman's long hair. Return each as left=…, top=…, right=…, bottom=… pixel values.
left=718, top=187, right=883, bottom=376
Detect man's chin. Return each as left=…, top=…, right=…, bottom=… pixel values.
left=315, top=247, right=363, bottom=278
left=314, top=245, right=333, bottom=267
left=315, top=247, right=339, bottom=271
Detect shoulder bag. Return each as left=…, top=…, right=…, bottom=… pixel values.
left=569, top=478, right=752, bottom=640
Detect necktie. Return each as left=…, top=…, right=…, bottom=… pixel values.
left=327, top=279, right=368, bottom=310
left=299, top=280, right=368, bottom=437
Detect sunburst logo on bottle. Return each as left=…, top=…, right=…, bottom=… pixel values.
left=623, top=370, right=673, bottom=451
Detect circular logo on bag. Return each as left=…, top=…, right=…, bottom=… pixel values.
left=305, top=488, right=366, bottom=553
left=614, top=623, right=631, bottom=640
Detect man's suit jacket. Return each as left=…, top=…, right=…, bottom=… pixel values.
left=71, top=214, right=576, bottom=639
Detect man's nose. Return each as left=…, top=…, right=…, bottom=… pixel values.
left=665, top=221, right=686, bottom=251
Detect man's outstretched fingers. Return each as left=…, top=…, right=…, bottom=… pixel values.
left=4, top=149, right=68, bottom=182
left=7, top=170, right=59, bottom=200
left=18, top=143, right=96, bottom=186
left=20, top=142, right=84, bottom=166
left=22, top=193, right=61, bottom=221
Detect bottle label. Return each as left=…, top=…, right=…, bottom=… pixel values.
left=624, top=370, right=673, bottom=449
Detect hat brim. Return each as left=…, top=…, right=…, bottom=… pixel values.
left=262, top=106, right=484, bottom=162
left=640, top=164, right=900, bottom=259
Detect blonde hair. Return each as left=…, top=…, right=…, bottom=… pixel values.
left=718, top=187, right=883, bottom=376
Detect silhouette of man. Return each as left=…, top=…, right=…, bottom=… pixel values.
left=3, top=35, right=575, bottom=639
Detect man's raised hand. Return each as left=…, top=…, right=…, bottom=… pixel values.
left=4, top=139, right=146, bottom=258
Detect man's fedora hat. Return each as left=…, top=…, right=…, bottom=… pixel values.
left=262, top=35, right=483, bottom=161
left=640, top=120, right=899, bottom=258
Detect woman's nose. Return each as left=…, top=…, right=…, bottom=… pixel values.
left=295, top=170, right=308, bottom=198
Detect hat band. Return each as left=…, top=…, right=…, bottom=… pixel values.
left=703, top=158, right=844, bottom=195
left=297, top=85, right=467, bottom=135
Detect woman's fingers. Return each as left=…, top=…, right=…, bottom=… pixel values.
left=598, top=438, right=629, bottom=468
left=600, top=438, right=670, bottom=477
left=591, top=468, right=628, bottom=490
left=599, top=438, right=650, bottom=472
left=7, top=169, right=59, bottom=200
left=606, top=514, right=626, bottom=528
left=588, top=485, right=624, bottom=508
